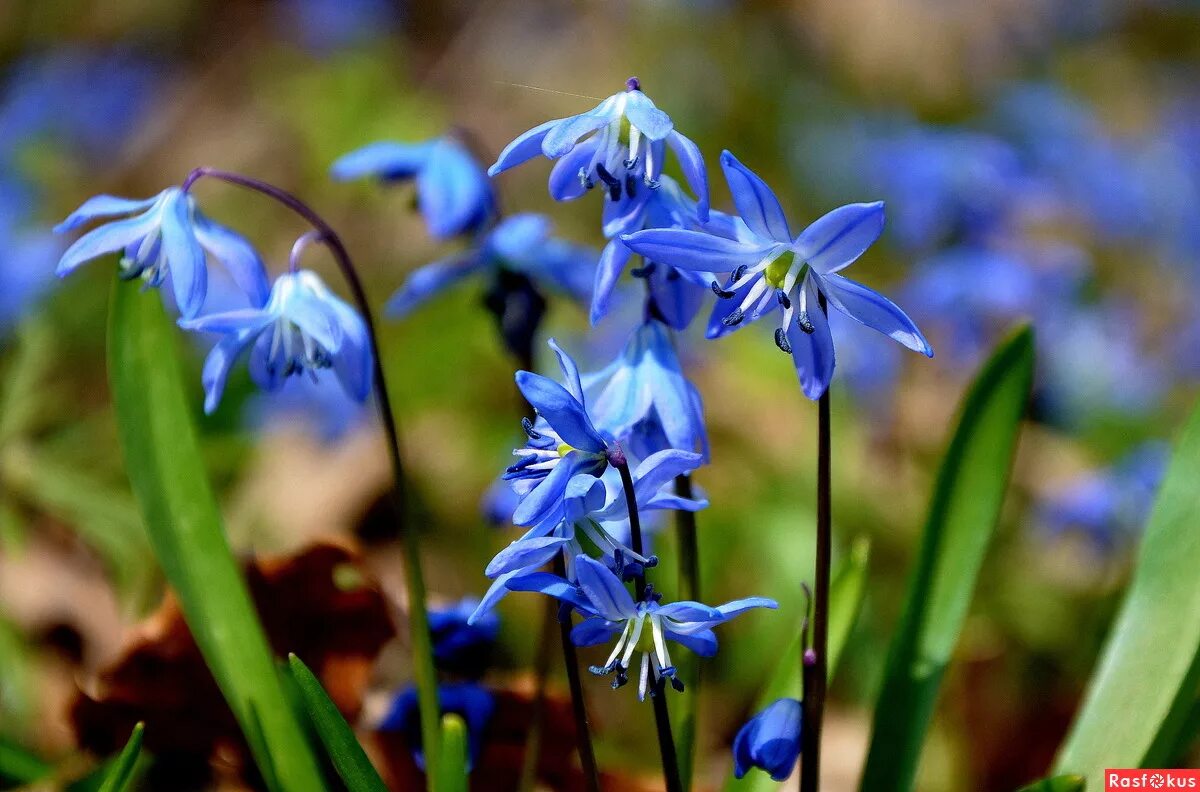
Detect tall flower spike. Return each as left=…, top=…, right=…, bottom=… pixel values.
left=178, top=268, right=371, bottom=414
left=488, top=77, right=709, bottom=219
left=732, top=698, right=803, bottom=781
left=621, top=150, right=933, bottom=400
left=54, top=188, right=270, bottom=319
left=331, top=134, right=495, bottom=240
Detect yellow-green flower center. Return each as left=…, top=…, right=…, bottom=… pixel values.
left=557, top=442, right=575, bottom=458
left=764, top=251, right=796, bottom=289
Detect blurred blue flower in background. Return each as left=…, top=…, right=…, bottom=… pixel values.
left=279, top=0, right=399, bottom=55
left=0, top=181, right=60, bottom=339
left=733, top=697, right=803, bottom=781
left=429, top=597, right=499, bottom=679
left=381, top=682, right=495, bottom=771
left=245, top=374, right=373, bottom=443
left=332, top=135, right=495, bottom=240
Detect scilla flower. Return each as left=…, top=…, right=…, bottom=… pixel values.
left=733, top=698, right=803, bottom=781
left=331, top=134, right=495, bottom=239
left=54, top=188, right=270, bottom=319
left=512, top=555, right=776, bottom=700
left=488, top=77, right=708, bottom=219
left=621, top=150, right=933, bottom=400
left=504, top=340, right=611, bottom=528
left=178, top=268, right=371, bottom=413
left=382, top=682, right=495, bottom=771
left=429, top=597, right=499, bottom=678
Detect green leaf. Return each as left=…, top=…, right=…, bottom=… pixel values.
left=859, top=325, right=1035, bottom=792
left=0, top=735, right=51, bottom=786
left=437, top=714, right=469, bottom=792
left=106, top=281, right=324, bottom=792
left=288, top=654, right=388, bottom=792
left=1053, top=396, right=1200, bottom=788
left=723, top=538, right=870, bottom=792
left=1015, top=775, right=1086, bottom=792
left=96, top=722, right=144, bottom=792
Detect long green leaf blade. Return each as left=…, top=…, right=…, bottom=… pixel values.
left=1053, top=398, right=1200, bottom=787
left=859, top=324, right=1035, bottom=792
left=1016, top=775, right=1086, bottom=792
left=96, top=722, right=144, bottom=792
left=0, top=735, right=51, bottom=786
left=437, top=715, right=468, bottom=792
left=289, top=654, right=388, bottom=792
left=107, top=281, right=323, bottom=792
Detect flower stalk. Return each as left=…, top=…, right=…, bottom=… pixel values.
left=673, top=473, right=701, bottom=791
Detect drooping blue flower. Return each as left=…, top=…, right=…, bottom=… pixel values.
left=509, top=555, right=776, bottom=699
left=54, top=188, right=270, bottom=319
left=473, top=447, right=707, bottom=623
left=429, top=597, right=499, bottom=678
left=488, top=77, right=708, bottom=221
left=332, top=135, right=495, bottom=240
left=380, top=682, right=495, bottom=772
left=178, top=269, right=371, bottom=414
left=622, top=150, right=932, bottom=400
left=384, top=213, right=596, bottom=318
left=502, top=339, right=611, bottom=530
left=584, top=318, right=708, bottom=460
left=732, top=698, right=802, bottom=781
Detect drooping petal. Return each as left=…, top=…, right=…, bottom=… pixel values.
left=159, top=189, right=207, bottom=319
left=484, top=536, right=572, bottom=578
left=488, top=118, right=563, bottom=176
left=385, top=255, right=483, bottom=319
left=663, top=625, right=718, bottom=657
left=623, top=91, right=673, bottom=140
left=573, top=554, right=637, bottom=621
left=504, top=571, right=592, bottom=612
left=712, top=596, right=779, bottom=621
left=54, top=192, right=162, bottom=233
left=571, top=616, right=621, bottom=647
left=720, top=150, right=790, bottom=243
left=787, top=280, right=836, bottom=400
left=818, top=273, right=933, bottom=356
left=621, top=228, right=773, bottom=273
left=330, top=141, right=434, bottom=181
left=192, top=210, right=270, bottom=308
left=469, top=571, right=520, bottom=624
left=197, top=328, right=259, bottom=414
left=416, top=139, right=494, bottom=239
left=548, top=139, right=599, bottom=201
left=515, top=372, right=606, bottom=453
left=590, top=239, right=633, bottom=326
left=511, top=453, right=578, bottom=528
left=327, top=299, right=374, bottom=401
left=732, top=698, right=802, bottom=781
left=632, top=449, right=704, bottom=504
left=542, top=96, right=622, bottom=158
left=283, top=271, right=347, bottom=353
left=794, top=201, right=885, bottom=275
left=55, top=210, right=161, bottom=276
left=666, top=131, right=709, bottom=220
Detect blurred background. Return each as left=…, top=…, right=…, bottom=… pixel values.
left=1, top=0, right=1198, bottom=789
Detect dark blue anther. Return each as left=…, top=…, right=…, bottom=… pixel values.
left=711, top=281, right=735, bottom=299
left=595, top=163, right=622, bottom=201
left=798, top=312, right=815, bottom=334
left=774, top=327, right=792, bottom=354
left=625, top=173, right=637, bottom=198
left=722, top=308, right=745, bottom=327
left=777, top=290, right=791, bottom=309
left=521, top=416, right=541, bottom=440
left=731, top=264, right=748, bottom=283
left=626, top=76, right=641, bottom=91
left=631, top=261, right=657, bottom=278
left=666, top=266, right=680, bottom=282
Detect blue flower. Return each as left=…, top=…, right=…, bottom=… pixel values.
left=474, top=447, right=706, bottom=622
left=380, top=682, right=495, bottom=772
left=510, top=555, right=776, bottom=699
left=488, top=77, right=708, bottom=220
left=54, top=188, right=269, bottom=319
left=0, top=181, right=61, bottom=338
left=622, top=150, right=933, bottom=400
left=502, top=339, right=610, bottom=530
left=429, top=597, right=499, bottom=678
left=278, top=0, right=398, bottom=55
left=585, top=318, right=708, bottom=460
left=178, top=269, right=371, bottom=414
left=732, top=698, right=802, bottom=781
left=385, top=213, right=596, bottom=318
left=332, top=135, right=495, bottom=240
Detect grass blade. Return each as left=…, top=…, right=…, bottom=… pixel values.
left=289, top=654, right=388, bottom=792
left=0, top=735, right=51, bottom=786
left=1016, top=775, right=1086, bottom=792
left=859, top=324, right=1035, bottom=792
left=1053, top=398, right=1200, bottom=787
left=96, top=722, right=144, bottom=792
left=437, top=715, right=468, bottom=792
left=107, top=281, right=323, bottom=792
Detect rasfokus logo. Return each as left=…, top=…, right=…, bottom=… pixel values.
left=1106, top=770, right=1200, bottom=789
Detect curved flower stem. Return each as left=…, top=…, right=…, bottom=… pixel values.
left=801, top=298, right=833, bottom=792
left=181, top=167, right=443, bottom=789
left=673, top=473, right=700, bottom=791
left=614, top=452, right=683, bottom=792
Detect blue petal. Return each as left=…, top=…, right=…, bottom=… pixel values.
left=542, top=96, right=622, bottom=158
left=511, top=454, right=577, bottom=528
left=621, top=228, right=772, bottom=273
left=249, top=331, right=286, bottom=392
left=330, top=141, right=433, bottom=181
left=54, top=193, right=162, bottom=233
left=655, top=601, right=723, bottom=623
left=547, top=139, right=598, bottom=201
left=666, top=131, right=709, bottom=220
left=571, top=616, right=621, bottom=647
left=328, top=298, right=373, bottom=401
left=485, top=536, right=571, bottom=578
left=469, top=571, right=519, bottom=624
left=178, top=308, right=273, bottom=336
left=602, top=187, right=650, bottom=238
left=504, top=571, right=592, bottom=612
left=55, top=210, right=161, bottom=277
left=488, top=118, right=562, bottom=176
left=720, top=150, right=790, bottom=243
left=624, top=90, right=673, bottom=140
left=487, top=213, right=552, bottom=261
left=515, top=372, right=606, bottom=453
left=795, top=202, right=885, bottom=275
left=546, top=337, right=585, bottom=404
left=192, top=210, right=270, bottom=308
left=664, top=625, right=718, bottom=657
left=416, top=139, right=493, bottom=239
left=197, top=328, right=259, bottom=414
left=787, top=280, right=835, bottom=400
left=714, top=596, right=779, bottom=620
left=819, top=273, right=933, bottom=356
left=632, top=449, right=704, bottom=504
left=280, top=272, right=345, bottom=352
left=159, top=189, right=207, bottom=319
left=385, top=254, right=483, bottom=318
left=733, top=698, right=802, bottom=781
left=590, top=240, right=632, bottom=325
left=574, top=554, right=636, bottom=620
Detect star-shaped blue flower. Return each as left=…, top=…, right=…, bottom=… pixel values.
left=178, top=269, right=371, bottom=413
left=54, top=188, right=270, bottom=319
left=732, top=697, right=802, bottom=781
left=621, top=150, right=933, bottom=400
left=331, top=134, right=495, bottom=240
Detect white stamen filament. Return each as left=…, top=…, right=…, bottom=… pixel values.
left=621, top=613, right=645, bottom=669
left=604, top=619, right=633, bottom=669
left=651, top=615, right=673, bottom=671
